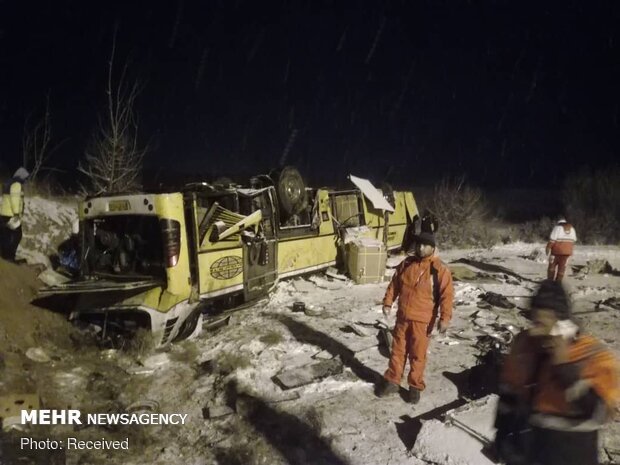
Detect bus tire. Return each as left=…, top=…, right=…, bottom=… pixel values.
left=273, top=166, right=308, bottom=217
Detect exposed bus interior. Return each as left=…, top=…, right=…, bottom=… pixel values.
left=81, top=215, right=166, bottom=280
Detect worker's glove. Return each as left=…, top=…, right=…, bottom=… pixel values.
left=7, top=215, right=21, bottom=230
left=542, top=335, right=571, bottom=365
left=382, top=305, right=392, bottom=317
left=565, top=379, right=592, bottom=403
left=438, top=319, right=450, bottom=334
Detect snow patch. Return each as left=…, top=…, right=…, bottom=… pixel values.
left=18, top=195, right=78, bottom=264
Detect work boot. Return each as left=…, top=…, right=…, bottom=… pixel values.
left=377, top=380, right=399, bottom=398
left=407, top=387, right=421, bottom=404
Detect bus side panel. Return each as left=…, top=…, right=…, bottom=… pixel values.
left=316, top=190, right=336, bottom=236
left=197, top=248, right=245, bottom=297
left=154, top=193, right=192, bottom=298
left=278, top=234, right=338, bottom=276
left=276, top=189, right=338, bottom=276
left=403, top=191, right=419, bottom=222
left=358, top=191, right=412, bottom=249
left=387, top=192, right=413, bottom=248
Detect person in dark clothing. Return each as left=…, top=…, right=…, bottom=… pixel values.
left=494, top=280, right=620, bottom=465
left=420, top=209, right=438, bottom=234
left=57, top=220, right=81, bottom=276
left=401, top=209, right=439, bottom=253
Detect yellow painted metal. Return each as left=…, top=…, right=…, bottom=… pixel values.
left=118, top=287, right=184, bottom=314
left=154, top=193, right=191, bottom=298
left=278, top=234, right=339, bottom=275
left=352, top=191, right=412, bottom=248
left=197, top=248, right=244, bottom=295
left=197, top=215, right=241, bottom=252
left=73, top=185, right=417, bottom=317
left=78, top=199, right=85, bottom=221
left=75, top=193, right=191, bottom=314
left=316, top=190, right=335, bottom=235
left=216, top=209, right=262, bottom=241
left=276, top=189, right=337, bottom=275
left=403, top=191, right=419, bottom=222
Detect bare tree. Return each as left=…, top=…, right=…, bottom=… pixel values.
left=79, top=33, right=148, bottom=195
left=22, top=95, right=53, bottom=181
left=430, top=176, right=494, bottom=248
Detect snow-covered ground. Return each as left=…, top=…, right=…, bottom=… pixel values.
left=17, top=195, right=78, bottom=266
left=3, top=197, right=620, bottom=465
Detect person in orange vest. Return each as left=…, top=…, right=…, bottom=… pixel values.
left=494, top=280, right=620, bottom=465
left=0, top=167, right=29, bottom=261
left=377, top=232, right=454, bottom=403
left=546, top=217, right=577, bottom=282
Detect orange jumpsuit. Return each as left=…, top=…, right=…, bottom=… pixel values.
left=496, top=331, right=620, bottom=465
left=546, top=221, right=577, bottom=282
left=382, top=255, right=454, bottom=390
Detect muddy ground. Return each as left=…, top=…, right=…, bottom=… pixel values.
left=1, top=197, right=620, bottom=465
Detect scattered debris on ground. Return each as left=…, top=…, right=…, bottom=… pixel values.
left=478, top=291, right=516, bottom=309
left=574, top=259, right=620, bottom=279
left=521, top=247, right=548, bottom=263
left=412, top=395, right=498, bottom=465
left=274, top=359, right=344, bottom=390
left=3, top=197, right=620, bottom=465
left=325, top=267, right=348, bottom=281
left=597, top=297, right=620, bottom=312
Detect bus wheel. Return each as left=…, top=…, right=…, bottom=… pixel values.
left=273, top=166, right=308, bottom=217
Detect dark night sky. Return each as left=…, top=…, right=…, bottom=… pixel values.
left=1, top=0, right=619, bottom=188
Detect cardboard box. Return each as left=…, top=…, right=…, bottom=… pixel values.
left=347, top=238, right=387, bottom=284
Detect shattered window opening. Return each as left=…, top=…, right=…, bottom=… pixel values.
left=83, top=215, right=165, bottom=279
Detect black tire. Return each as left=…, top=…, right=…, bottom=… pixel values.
left=273, top=166, right=308, bottom=217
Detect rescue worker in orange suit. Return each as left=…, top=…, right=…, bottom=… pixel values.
left=378, top=232, right=454, bottom=403
left=0, top=167, right=29, bottom=261
left=494, top=280, right=620, bottom=465
left=546, top=217, right=577, bottom=282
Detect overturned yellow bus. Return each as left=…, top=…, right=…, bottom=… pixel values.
left=40, top=169, right=418, bottom=346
